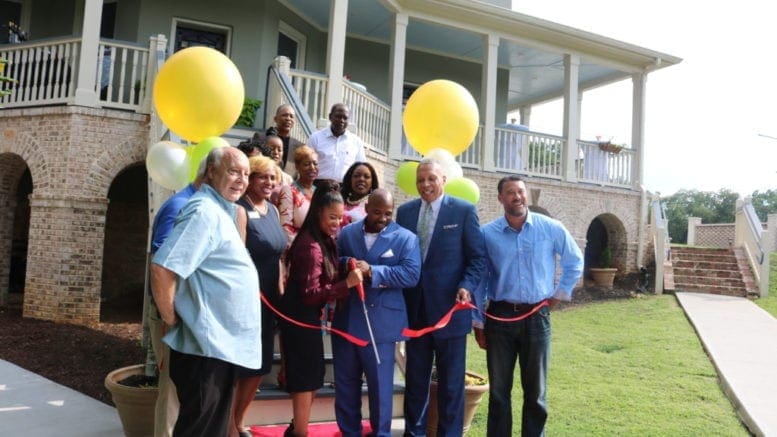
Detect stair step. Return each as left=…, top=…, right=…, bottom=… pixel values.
left=672, top=267, right=742, bottom=279
left=671, top=253, right=737, bottom=263
left=672, top=260, right=739, bottom=270
left=671, top=247, right=731, bottom=255
left=244, top=383, right=405, bottom=426
left=673, top=282, right=747, bottom=296
left=672, top=274, right=744, bottom=287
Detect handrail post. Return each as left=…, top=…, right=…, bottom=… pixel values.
left=266, top=56, right=292, bottom=129
left=759, top=229, right=771, bottom=297
left=72, top=0, right=103, bottom=107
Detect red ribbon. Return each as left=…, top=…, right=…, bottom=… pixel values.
left=260, top=292, right=368, bottom=347
left=401, top=300, right=549, bottom=338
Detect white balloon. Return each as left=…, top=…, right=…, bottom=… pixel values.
left=146, top=141, right=191, bottom=190
left=424, top=148, right=463, bottom=180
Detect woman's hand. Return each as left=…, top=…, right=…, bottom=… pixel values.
left=346, top=268, right=363, bottom=288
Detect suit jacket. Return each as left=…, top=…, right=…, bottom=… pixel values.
left=335, top=220, right=421, bottom=343
left=396, top=195, right=486, bottom=339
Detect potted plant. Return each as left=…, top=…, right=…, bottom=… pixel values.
left=597, top=141, right=624, bottom=154
left=426, top=369, right=489, bottom=436
left=104, top=364, right=159, bottom=437
left=590, top=246, right=617, bottom=288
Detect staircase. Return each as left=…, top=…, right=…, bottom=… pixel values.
left=669, top=247, right=758, bottom=297
left=244, top=333, right=405, bottom=426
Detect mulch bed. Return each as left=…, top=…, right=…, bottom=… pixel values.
left=0, top=273, right=647, bottom=405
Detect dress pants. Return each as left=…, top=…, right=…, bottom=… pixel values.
left=333, top=337, right=396, bottom=437
left=169, top=349, right=239, bottom=437
left=403, top=335, right=466, bottom=437
left=148, top=303, right=179, bottom=437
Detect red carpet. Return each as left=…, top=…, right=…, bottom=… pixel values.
left=249, top=421, right=372, bottom=436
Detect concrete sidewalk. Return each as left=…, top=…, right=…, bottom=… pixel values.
left=676, top=292, right=777, bottom=437
left=0, top=359, right=123, bottom=437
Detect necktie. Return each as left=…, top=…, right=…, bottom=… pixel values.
left=418, top=202, right=432, bottom=259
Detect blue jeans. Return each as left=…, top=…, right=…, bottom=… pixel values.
left=485, top=306, right=551, bottom=437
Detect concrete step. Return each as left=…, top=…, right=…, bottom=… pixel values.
left=244, top=383, right=405, bottom=426
left=671, top=253, right=737, bottom=263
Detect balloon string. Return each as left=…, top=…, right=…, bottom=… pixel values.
left=401, top=300, right=548, bottom=338
left=260, top=292, right=369, bottom=347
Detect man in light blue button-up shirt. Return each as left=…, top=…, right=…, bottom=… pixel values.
left=151, top=147, right=260, bottom=436
left=473, top=175, right=583, bottom=437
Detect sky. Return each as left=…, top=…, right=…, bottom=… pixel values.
left=510, top=0, right=777, bottom=196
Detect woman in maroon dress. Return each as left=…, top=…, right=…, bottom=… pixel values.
left=278, top=180, right=363, bottom=437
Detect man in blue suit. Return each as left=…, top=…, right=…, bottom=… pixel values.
left=396, top=158, right=487, bottom=436
left=335, top=189, right=422, bottom=437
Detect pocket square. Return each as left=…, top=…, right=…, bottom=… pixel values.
left=381, top=249, right=395, bottom=258
left=442, top=224, right=459, bottom=230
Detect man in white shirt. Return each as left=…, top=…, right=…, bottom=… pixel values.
left=308, top=103, right=367, bottom=182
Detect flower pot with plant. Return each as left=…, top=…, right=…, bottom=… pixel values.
left=426, top=369, right=489, bottom=436
left=104, top=364, right=159, bottom=437
left=590, top=246, right=617, bottom=288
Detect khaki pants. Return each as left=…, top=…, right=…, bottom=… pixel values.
left=148, top=303, right=180, bottom=437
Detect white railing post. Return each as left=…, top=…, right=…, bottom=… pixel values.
left=73, top=0, right=102, bottom=107
left=759, top=229, right=771, bottom=297
left=267, top=56, right=292, bottom=129
left=687, top=217, right=701, bottom=245
left=142, top=34, right=166, bottom=113
left=653, top=197, right=666, bottom=295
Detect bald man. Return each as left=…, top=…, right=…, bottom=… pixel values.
left=334, top=189, right=421, bottom=437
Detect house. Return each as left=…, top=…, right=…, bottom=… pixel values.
left=0, top=0, right=681, bottom=324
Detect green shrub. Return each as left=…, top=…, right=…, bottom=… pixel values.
left=236, top=97, right=263, bottom=127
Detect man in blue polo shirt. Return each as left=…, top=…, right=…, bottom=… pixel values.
left=473, top=175, right=583, bottom=437
left=151, top=146, right=260, bottom=436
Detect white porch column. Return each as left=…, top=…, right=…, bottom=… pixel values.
left=388, top=13, right=408, bottom=159
left=73, top=0, right=102, bottom=107
left=562, top=54, right=580, bottom=182
left=325, top=0, right=348, bottom=116
left=519, top=105, right=531, bottom=127
left=631, top=73, right=647, bottom=189
left=481, top=33, right=499, bottom=171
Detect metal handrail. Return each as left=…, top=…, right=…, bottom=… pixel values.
left=264, top=65, right=315, bottom=140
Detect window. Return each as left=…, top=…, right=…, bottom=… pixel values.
left=277, top=21, right=306, bottom=70
left=0, top=0, right=22, bottom=44
left=171, top=18, right=231, bottom=55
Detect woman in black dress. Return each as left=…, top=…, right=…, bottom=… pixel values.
left=279, top=179, right=363, bottom=437
left=233, top=155, right=287, bottom=437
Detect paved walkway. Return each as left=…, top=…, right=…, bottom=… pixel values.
left=0, top=359, right=123, bottom=436
left=676, top=292, right=777, bottom=437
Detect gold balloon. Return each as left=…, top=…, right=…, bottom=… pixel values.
left=153, top=47, right=245, bottom=143
left=403, top=80, right=479, bottom=156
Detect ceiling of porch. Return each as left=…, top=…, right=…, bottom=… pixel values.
left=282, top=0, right=652, bottom=110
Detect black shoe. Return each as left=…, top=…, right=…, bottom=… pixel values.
left=238, top=431, right=252, bottom=437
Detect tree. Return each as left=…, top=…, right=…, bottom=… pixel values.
left=663, top=189, right=738, bottom=244
left=750, top=189, right=777, bottom=222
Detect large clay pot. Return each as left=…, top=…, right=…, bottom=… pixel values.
left=590, top=267, right=618, bottom=288
left=104, top=364, right=159, bottom=437
left=426, top=370, right=489, bottom=436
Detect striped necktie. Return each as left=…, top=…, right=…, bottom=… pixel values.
left=418, top=202, right=432, bottom=259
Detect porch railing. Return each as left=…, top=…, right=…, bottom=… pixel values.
left=735, top=197, right=771, bottom=296
left=400, top=126, right=483, bottom=169
left=342, top=81, right=390, bottom=154
left=1, top=37, right=80, bottom=106
left=494, top=128, right=564, bottom=179
left=96, top=39, right=152, bottom=112
left=1, top=36, right=153, bottom=113
left=288, top=69, right=328, bottom=127
left=576, top=141, right=635, bottom=187
left=651, top=195, right=670, bottom=294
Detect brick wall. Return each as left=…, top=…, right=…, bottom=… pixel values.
left=1, top=106, right=149, bottom=324
left=694, top=224, right=736, bottom=248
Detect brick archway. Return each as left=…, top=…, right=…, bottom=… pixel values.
left=0, top=152, right=33, bottom=306
left=584, top=213, right=628, bottom=273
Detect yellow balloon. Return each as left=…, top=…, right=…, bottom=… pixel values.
left=153, top=47, right=245, bottom=143
left=403, top=80, right=479, bottom=157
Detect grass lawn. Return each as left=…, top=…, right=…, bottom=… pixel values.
left=754, top=253, right=777, bottom=317
left=465, top=295, right=747, bottom=435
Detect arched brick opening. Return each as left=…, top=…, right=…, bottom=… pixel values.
left=529, top=205, right=551, bottom=218
left=0, top=153, right=33, bottom=307
left=584, top=213, right=627, bottom=276
left=100, top=163, right=148, bottom=322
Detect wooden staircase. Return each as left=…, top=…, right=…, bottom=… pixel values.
left=244, top=333, right=405, bottom=426
left=668, top=247, right=758, bottom=297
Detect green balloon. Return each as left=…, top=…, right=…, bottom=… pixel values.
left=444, top=177, right=479, bottom=204
left=187, top=136, right=229, bottom=181
left=396, top=161, right=420, bottom=196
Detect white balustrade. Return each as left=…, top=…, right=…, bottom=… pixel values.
left=97, top=39, right=150, bottom=111
left=342, top=81, right=390, bottom=153
left=288, top=69, right=328, bottom=125
left=735, top=198, right=771, bottom=296
left=1, top=37, right=80, bottom=106
left=493, top=128, right=564, bottom=179
left=576, top=141, right=635, bottom=187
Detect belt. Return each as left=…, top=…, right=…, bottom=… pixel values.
left=488, top=300, right=538, bottom=314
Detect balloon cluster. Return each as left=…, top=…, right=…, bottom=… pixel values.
left=397, top=80, right=480, bottom=204
left=146, top=47, right=245, bottom=190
